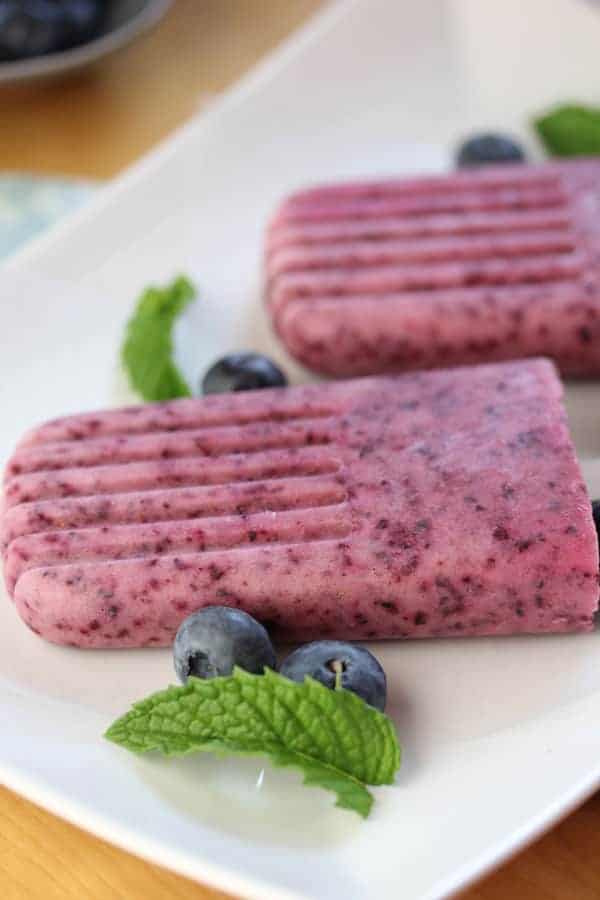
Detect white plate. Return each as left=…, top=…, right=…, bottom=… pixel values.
left=2, top=1, right=600, bottom=898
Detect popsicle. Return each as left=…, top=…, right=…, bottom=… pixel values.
left=2, top=358, right=597, bottom=648
left=265, top=160, right=600, bottom=376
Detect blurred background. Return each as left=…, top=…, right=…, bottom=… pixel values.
left=0, top=0, right=322, bottom=257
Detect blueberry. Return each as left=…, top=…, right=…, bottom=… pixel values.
left=592, top=499, right=600, bottom=548
left=65, top=0, right=103, bottom=36
left=201, top=353, right=287, bottom=395
left=0, top=0, right=105, bottom=62
left=173, top=606, right=277, bottom=682
left=456, top=133, right=526, bottom=168
left=279, top=640, right=387, bottom=711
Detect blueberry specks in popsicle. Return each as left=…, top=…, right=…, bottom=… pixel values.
left=266, top=160, right=600, bottom=379
left=464, top=495, right=486, bottom=512
left=378, top=600, right=399, bottom=614
left=3, top=358, right=598, bottom=647
left=516, top=538, right=534, bottom=552
left=435, top=576, right=466, bottom=617
left=399, top=556, right=419, bottom=577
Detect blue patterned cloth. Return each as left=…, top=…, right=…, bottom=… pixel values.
left=0, top=175, right=96, bottom=259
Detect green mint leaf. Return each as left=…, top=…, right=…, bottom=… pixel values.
left=269, top=751, right=374, bottom=817
left=121, top=275, right=195, bottom=402
left=105, top=668, right=401, bottom=818
left=534, top=104, right=600, bottom=156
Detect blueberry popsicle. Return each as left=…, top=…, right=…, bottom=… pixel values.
left=265, top=160, right=600, bottom=376
left=2, top=358, right=597, bottom=648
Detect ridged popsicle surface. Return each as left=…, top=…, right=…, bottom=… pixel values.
left=2, top=360, right=597, bottom=647
left=266, top=161, right=600, bottom=376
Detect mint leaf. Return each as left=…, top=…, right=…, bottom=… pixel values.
left=534, top=104, right=600, bottom=156
left=121, top=275, right=195, bottom=402
left=270, top=752, right=374, bottom=817
left=105, top=668, right=401, bottom=817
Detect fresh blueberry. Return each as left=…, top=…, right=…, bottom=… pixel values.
left=0, top=0, right=105, bottom=62
left=201, top=353, right=288, bottom=395
left=456, top=133, right=526, bottom=168
left=61, top=0, right=104, bottom=45
left=279, top=640, right=387, bottom=711
left=173, top=606, right=277, bottom=682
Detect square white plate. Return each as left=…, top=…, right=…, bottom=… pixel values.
left=2, top=1, right=600, bottom=898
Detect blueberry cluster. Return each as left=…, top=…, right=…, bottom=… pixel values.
left=174, top=606, right=387, bottom=712
left=0, top=0, right=105, bottom=61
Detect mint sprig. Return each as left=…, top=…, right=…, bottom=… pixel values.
left=534, top=104, right=600, bottom=157
left=121, top=275, right=195, bottom=402
left=105, top=668, right=401, bottom=818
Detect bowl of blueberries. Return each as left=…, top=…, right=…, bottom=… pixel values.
left=0, top=0, right=172, bottom=82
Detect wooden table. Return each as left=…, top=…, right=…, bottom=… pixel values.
left=1, top=2, right=599, bottom=898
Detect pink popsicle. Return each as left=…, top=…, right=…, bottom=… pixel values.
left=2, top=359, right=597, bottom=648
left=265, top=160, right=600, bottom=376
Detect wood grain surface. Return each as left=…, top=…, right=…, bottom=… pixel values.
left=0, top=1, right=599, bottom=898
